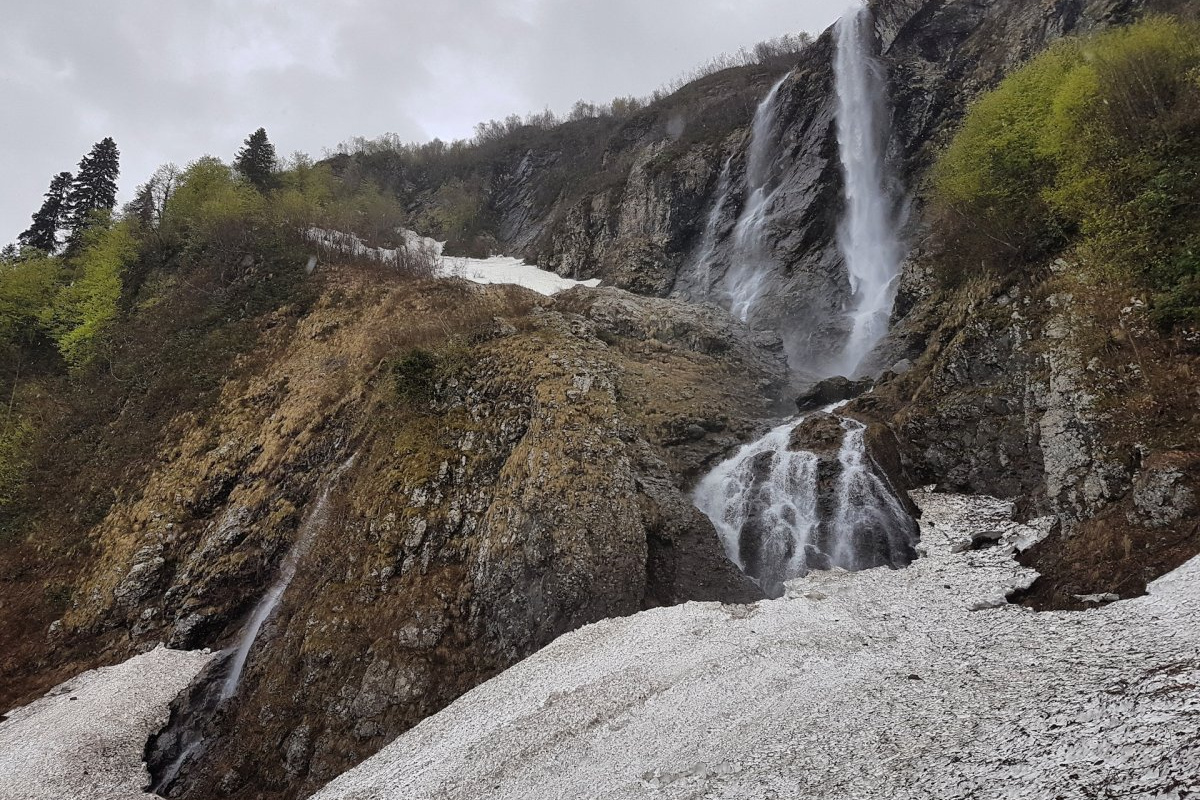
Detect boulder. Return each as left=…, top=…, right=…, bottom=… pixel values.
left=795, top=376, right=874, bottom=413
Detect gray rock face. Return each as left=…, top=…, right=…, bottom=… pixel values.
left=795, top=375, right=874, bottom=412
left=309, top=493, right=1200, bottom=800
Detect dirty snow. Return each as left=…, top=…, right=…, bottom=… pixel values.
left=306, top=228, right=600, bottom=296
left=313, top=490, right=1200, bottom=800
left=0, top=645, right=213, bottom=800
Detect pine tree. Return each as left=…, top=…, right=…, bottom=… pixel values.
left=64, top=138, right=121, bottom=244
left=18, top=171, right=73, bottom=253
left=234, top=128, right=277, bottom=192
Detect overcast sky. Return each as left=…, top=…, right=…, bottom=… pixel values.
left=1, top=0, right=850, bottom=246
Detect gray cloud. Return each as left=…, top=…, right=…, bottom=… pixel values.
left=1, top=0, right=848, bottom=244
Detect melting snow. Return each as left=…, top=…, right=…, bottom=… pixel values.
left=0, top=645, right=213, bottom=800
left=311, top=490, right=1200, bottom=800
left=306, top=228, right=600, bottom=297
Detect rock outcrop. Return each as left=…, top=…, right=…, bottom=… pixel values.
left=4, top=271, right=779, bottom=800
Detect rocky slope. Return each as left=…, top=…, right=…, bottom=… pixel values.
left=3, top=267, right=784, bottom=799
left=2, top=0, right=1198, bottom=798
left=308, top=490, right=1200, bottom=800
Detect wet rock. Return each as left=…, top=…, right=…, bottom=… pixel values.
left=1127, top=453, right=1198, bottom=529
left=795, top=376, right=874, bottom=413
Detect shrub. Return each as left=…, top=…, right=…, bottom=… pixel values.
left=929, top=16, right=1200, bottom=324
left=392, top=349, right=439, bottom=403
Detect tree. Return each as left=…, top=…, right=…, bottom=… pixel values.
left=18, top=172, right=73, bottom=253
left=124, top=163, right=181, bottom=229
left=235, top=127, right=278, bottom=192
left=64, top=137, right=121, bottom=246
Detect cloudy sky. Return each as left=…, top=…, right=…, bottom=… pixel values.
left=2, top=0, right=850, bottom=245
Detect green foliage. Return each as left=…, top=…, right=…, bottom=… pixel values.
left=235, top=127, right=278, bottom=192
left=0, top=416, right=33, bottom=510
left=165, top=156, right=267, bottom=245
left=0, top=253, right=60, bottom=343
left=929, top=17, right=1200, bottom=324
left=65, top=137, right=121, bottom=246
left=50, top=220, right=138, bottom=368
left=19, top=172, right=73, bottom=254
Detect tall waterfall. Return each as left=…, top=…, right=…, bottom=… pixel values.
left=693, top=6, right=916, bottom=595
left=722, top=73, right=790, bottom=322
left=833, top=6, right=903, bottom=375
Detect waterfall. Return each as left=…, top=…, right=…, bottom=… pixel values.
left=681, top=154, right=735, bottom=299
left=828, top=417, right=917, bottom=571
left=220, top=455, right=355, bottom=699
left=694, top=7, right=916, bottom=594
left=833, top=5, right=903, bottom=375
left=694, top=420, right=821, bottom=590
left=694, top=411, right=916, bottom=596
left=722, top=73, right=790, bottom=322
left=147, top=455, right=356, bottom=796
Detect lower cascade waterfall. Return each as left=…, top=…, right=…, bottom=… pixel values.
left=695, top=6, right=915, bottom=592
left=695, top=413, right=916, bottom=596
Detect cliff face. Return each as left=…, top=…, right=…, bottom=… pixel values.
left=6, top=270, right=781, bottom=799
left=3, top=1, right=1198, bottom=799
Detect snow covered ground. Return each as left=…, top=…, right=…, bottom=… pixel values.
left=312, top=490, right=1200, bottom=800
left=3, top=492, right=1197, bottom=799
left=0, top=645, right=213, bottom=800
left=306, top=228, right=600, bottom=296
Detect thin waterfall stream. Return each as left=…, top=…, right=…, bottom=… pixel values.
left=147, top=455, right=356, bottom=796
left=723, top=72, right=790, bottom=322
left=694, top=5, right=916, bottom=594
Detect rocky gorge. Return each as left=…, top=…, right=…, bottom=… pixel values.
left=1, top=0, right=1198, bottom=797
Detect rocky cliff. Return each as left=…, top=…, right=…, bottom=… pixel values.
left=2, top=0, right=1198, bottom=798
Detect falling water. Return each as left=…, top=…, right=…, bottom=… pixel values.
left=694, top=410, right=916, bottom=596
left=694, top=7, right=916, bottom=592
left=833, top=5, right=903, bottom=376
left=148, top=455, right=356, bottom=796
left=694, top=419, right=822, bottom=592
left=682, top=154, right=735, bottom=299
left=220, top=455, right=355, bottom=700
left=723, top=73, right=790, bottom=322
left=828, top=417, right=918, bottom=571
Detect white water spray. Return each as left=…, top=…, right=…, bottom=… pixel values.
left=694, top=419, right=821, bottom=582
left=694, top=409, right=916, bottom=596
left=723, top=73, right=790, bottom=322
left=695, top=7, right=916, bottom=592
left=220, top=455, right=355, bottom=700
left=683, top=154, right=735, bottom=298
left=833, top=5, right=903, bottom=376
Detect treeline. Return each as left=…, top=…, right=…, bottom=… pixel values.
left=0, top=128, right=415, bottom=511
left=333, top=30, right=813, bottom=158
left=930, top=16, right=1200, bottom=328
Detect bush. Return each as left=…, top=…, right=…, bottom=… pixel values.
left=392, top=349, right=439, bottom=403
left=929, top=16, right=1200, bottom=323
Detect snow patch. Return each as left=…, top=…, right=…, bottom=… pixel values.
left=311, top=490, right=1200, bottom=800
left=0, top=645, right=214, bottom=800
left=306, top=228, right=600, bottom=297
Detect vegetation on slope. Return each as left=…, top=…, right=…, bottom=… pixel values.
left=929, top=16, right=1200, bottom=327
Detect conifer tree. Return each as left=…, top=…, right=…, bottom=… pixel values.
left=65, top=137, right=121, bottom=243
left=235, top=128, right=277, bottom=192
left=18, top=171, right=74, bottom=253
